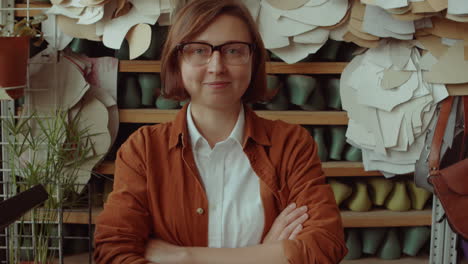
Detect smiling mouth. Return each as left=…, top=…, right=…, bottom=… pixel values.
left=205, top=82, right=230, bottom=89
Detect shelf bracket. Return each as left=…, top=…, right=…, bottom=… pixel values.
left=430, top=197, right=458, bottom=264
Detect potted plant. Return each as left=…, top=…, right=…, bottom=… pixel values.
left=2, top=108, right=101, bottom=263
left=0, top=14, right=47, bottom=100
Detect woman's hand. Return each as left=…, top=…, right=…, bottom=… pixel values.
left=263, top=203, right=308, bottom=243
left=145, top=239, right=188, bottom=264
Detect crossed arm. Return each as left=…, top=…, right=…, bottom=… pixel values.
left=144, top=203, right=309, bottom=264
left=95, top=127, right=347, bottom=264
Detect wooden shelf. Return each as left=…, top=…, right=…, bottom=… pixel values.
left=55, top=254, right=432, bottom=264
left=341, top=209, right=432, bottom=227
left=55, top=252, right=468, bottom=264
left=120, top=60, right=162, bottom=73
left=119, top=109, right=349, bottom=124
left=14, top=3, right=50, bottom=17
left=95, top=161, right=382, bottom=176
left=123, top=60, right=344, bottom=74
left=322, top=161, right=381, bottom=176
left=60, top=254, right=453, bottom=264
left=266, top=62, right=347, bottom=74
left=94, top=161, right=115, bottom=175
left=447, top=84, right=468, bottom=96
left=119, top=60, right=348, bottom=74
left=52, top=253, right=94, bottom=264
left=21, top=207, right=100, bottom=224
left=63, top=208, right=103, bottom=225
left=59, top=207, right=430, bottom=226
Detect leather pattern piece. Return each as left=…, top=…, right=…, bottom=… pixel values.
left=429, top=96, right=455, bottom=171
left=430, top=174, right=468, bottom=240
left=440, top=159, right=468, bottom=195
left=428, top=95, right=468, bottom=240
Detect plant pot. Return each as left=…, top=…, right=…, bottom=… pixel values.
left=0, top=36, right=29, bottom=100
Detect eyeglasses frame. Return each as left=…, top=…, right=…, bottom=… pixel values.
left=175, top=41, right=256, bottom=65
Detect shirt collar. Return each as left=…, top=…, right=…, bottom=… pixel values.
left=169, top=103, right=271, bottom=150
left=186, top=103, right=245, bottom=149
left=186, top=103, right=204, bottom=150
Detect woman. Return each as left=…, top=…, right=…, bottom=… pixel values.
left=94, top=0, right=347, bottom=263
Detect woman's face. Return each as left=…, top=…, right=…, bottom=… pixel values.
left=180, top=14, right=253, bottom=110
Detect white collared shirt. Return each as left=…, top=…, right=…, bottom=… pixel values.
left=186, top=103, right=265, bottom=248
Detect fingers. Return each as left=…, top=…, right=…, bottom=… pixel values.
left=290, top=211, right=308, bottom=227
left=279, top=213, right=309, bottom=240
left=267, top=204, right=297, bottom=240
left=278, top=206, right=309, bottom=240
left=263, top=203, right=308, bottom=244
left=284, top=205, right=308, bottom=226
left=288, top=224, right=303, bottom=240
left=279, top=203, right=297, bottom=218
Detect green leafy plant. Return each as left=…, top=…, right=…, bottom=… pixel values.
left=2, top=109, right=101, bottom=263
left=0, top=14, right=47, bottom=46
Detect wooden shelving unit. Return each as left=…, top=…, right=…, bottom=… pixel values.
left=119, top=60, right=348, bottom=74
left=95, top=160, right=382, bottom=176
left=119, top=60, right=466, bottom=95
left=119, top=109, right=349, bottom=124
left=14, top=4, right=468, bottom=264
left=14, top=3, right=50, bottom=17
left=57, top=254, right=433, bottom=264
left=61, top=253, right=466, bottom=264
left=341, top=209, right=431, bottom=227
left=14, top=5, right=456, bottom=262
left=63, top=208, right=103, bottom=225
left=322, top=161, right=382, bottom=176
left=58, top=207, right=431, bottom=227
left=266, top=61, right=347, bottom=74
left=11, top=1, right=468, bottom=96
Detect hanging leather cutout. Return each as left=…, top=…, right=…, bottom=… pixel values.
left=429, top=95, right=468, bottom=240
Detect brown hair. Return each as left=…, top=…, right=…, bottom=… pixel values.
left=160, top=0, right=268, bottom=103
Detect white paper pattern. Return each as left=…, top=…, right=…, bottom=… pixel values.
left=363, top=5, right=415, bottom=40
left=341, top=40, right=448, bottom=177
left=448, top=0, right=468, bottom=15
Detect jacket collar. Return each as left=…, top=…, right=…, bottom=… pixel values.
left=242, top=105, right=271, bottom=148
left=169, top=103, right=271, bottom=150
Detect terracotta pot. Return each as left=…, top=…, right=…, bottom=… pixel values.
left=0, top=36, right=29, bottom=100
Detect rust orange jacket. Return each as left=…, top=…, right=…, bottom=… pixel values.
left=94, top=104, right=347, bottom=264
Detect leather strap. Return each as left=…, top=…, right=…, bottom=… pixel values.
left=429, top=96, right=455, bottom=174
left=0, top=184, right=49, bottom=229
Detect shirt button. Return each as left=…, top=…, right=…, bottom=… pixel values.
left=196, top=208, right=204, bottom=215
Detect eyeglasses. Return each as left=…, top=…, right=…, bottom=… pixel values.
left=176, top=41, right=255, bottom=66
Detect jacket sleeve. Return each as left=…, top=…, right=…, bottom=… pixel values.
left=94, top=131, right=152, bottom=264
left=281, top=126, right=348, bottom=264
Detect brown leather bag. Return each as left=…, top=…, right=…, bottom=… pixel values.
left=429, top=96, right=468, bottom=240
